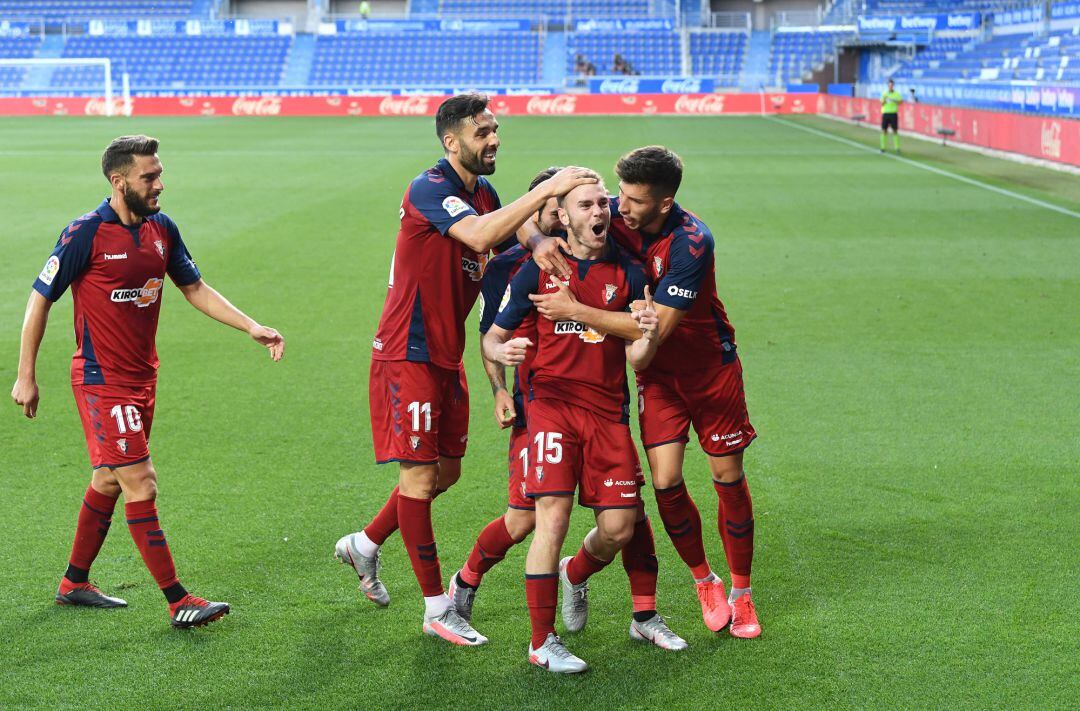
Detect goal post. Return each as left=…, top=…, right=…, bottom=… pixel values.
left=0, top=57, right=130, bottom=116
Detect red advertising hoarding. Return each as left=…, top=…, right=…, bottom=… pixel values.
left=0, top=92, right=816, bottom=118
left=816, top=94, right=1080, bottom=167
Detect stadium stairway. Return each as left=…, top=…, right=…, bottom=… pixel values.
left=283, top=33, right=315, bottom=88
left=739, top=30, right=770, bottom=91
left=23, top=35, right=65, bottom=92
left=543, top=31, right=566, bottom=86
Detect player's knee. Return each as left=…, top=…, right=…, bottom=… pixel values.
left=709, top=454, right=744, bottom=483
left=90, top=470, right=122, bottom=497
left=505, top=509, right=535, bottom=541
left=597, top=522, right=634, bottom=550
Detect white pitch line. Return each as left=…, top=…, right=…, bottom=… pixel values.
left=768, top=116, right=1080, bottom=220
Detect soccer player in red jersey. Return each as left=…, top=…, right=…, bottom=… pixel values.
left=486, top=173, right=687, bottom=673
left=446, top=167, right=562, bottom=622
left=531, top=146, right=762, bottom=638
left=331, top=93, right=595, bottom=646
left=11, top=135, right=284, bottom=629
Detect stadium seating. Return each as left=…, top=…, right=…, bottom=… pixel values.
left=309, top=31, right=543, bottom=85
left=0, top=36, right=42, bottom=90
left=0, top=1, right=194, bottom=20
left=891, top=27, right=1080, bottom=83
left=767, top=30, right=853, bottom=87
left=689, top=31, right=747, bottom=81
left=52, top=35, right=290, bottom=90
left=435, top=0, right=653, bottom=19
left=566, top=30, right=680, bottom=75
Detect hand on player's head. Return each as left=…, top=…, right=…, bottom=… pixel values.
left=543, top=166, right=599, bottom=198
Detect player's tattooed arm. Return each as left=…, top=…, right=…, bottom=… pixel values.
left=626, top=286, right=660, bottom=371
left=11, top=291, right=52, bottom=418
left=529, top=281, right=642, bottom=341
left=480, top=350, right=516, bottom=429
left=177, top=279, right=285, bottom=362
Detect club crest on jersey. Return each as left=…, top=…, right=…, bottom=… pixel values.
left=117, top=438, right=127, bottom=454
left=110, top=278, right=164, bottom=308
left=653, top=256, right=664, bottom=278
left=154, top=239, right=165, bottom=260
left=535, top=465, right=544, bottom=482
left=38, top=255, right=60, bottom=285
left=603, top=283, right=618, bottom=304
left=442, top=195, right=470, bottom=217
left=553, top=320, right=606, bottom=343
left=410, top=435, right=420, bottom=450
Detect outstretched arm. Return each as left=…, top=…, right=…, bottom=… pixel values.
left=448, top=167, right=596, bottom=254
left=11, top=291, right=53, bottom=418
left=177, top=279, right=284, bottom=361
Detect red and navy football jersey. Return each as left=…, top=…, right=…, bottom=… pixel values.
left=32, top=199, right=201, bottom=386
left=478, top=244, right=535, bottom=429
left=372, top=158, right=502, bottom=370
left=609, top=198, right=736, bottom=374
left=494, top=241, right=648, bottom=424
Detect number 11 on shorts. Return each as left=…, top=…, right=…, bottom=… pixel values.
left=408, top=401, right=431, bottom=432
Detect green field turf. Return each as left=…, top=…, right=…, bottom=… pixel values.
left=1, top=115, right=1077, bottom=709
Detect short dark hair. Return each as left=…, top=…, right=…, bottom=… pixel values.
left=435, top=93, right=490, bottom=147
left=529, top=166, right=562, bottom=192
left=102, top=135, right=159, bottom=179
left=615, top=145, right=682, bottom=198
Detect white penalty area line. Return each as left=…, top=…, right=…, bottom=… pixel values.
left=766, top=115, right=1080, bottom=220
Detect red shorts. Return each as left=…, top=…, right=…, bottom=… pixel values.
left=637, top=356, right=756, bottom=457
left=525, top=399, right=643, bottom=509
left=72, top=383, right=156, bottom=469
left=369, top=360, right=469, bottom=465
left=506, top=425, right=533, bottom=510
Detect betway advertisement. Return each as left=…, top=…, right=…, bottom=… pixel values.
left=857, top=13, right=981, bottom=32
left=817, top=94, right=1080, bottom=167
left=0, top=92, right=815, bottom=117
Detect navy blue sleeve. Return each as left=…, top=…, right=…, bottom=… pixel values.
left=409, top=175, right=478, bottom=236
left=478, top=258, right=514, bottom=334
left=654, top=229, right=713, bottom=311
left=155, top=214, right=201, bottom=286
left=32, top=218, right=98, bottom=302
left=623, top=260, right=649, bottom=311
left=493, top=260, right=541, bottom=332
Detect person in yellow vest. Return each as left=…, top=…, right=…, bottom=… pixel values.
left=880, top=79, right=902, bottom=154
left=359, top=1, right=371, bottom=19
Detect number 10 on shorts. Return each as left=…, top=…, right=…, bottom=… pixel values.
left=110, top=404, right=142, bottom=434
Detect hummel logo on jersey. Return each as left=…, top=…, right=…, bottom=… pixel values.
left=653, top=256, right=664, bottom=278
left=554, top=321, right=606, bottom=343
left=667, top=285, right=697, bottom=300
left=104, top=252, right=128, bottom=261
left=603, top=283, right=618, bottom=304
left=110, top=278, right=164, bottom=308
left=546, top=276, right=569, bottom=290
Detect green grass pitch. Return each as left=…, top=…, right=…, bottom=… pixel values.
left=1, top=115, right=1077, bottom=709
